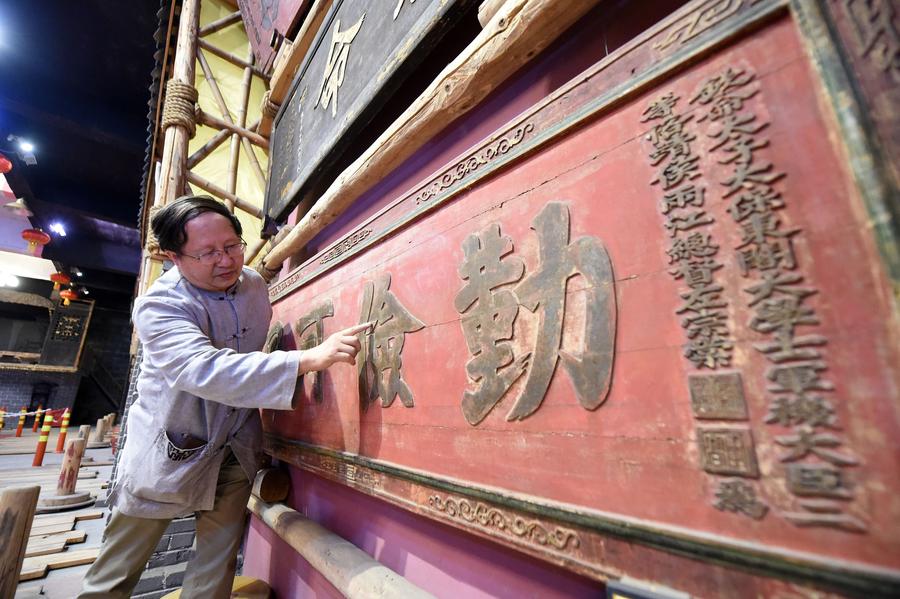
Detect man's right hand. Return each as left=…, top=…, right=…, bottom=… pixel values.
left=298, top=322, right=374, bottom=373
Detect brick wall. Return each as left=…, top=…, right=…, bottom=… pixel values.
left=0, top=368, right=81, bottom=418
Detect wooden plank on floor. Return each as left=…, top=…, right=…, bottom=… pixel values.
left=19, top=547, right=100, bottom=581
left=33, top=508, right=103, bottom=527
left=26, top=529, right=87, bottom=557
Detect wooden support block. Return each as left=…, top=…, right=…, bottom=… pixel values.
left=19, top=547, right=100, bottom=581
left=251, top=468, right=290, bottom=503
left=0, top=485, right=40, bottom=597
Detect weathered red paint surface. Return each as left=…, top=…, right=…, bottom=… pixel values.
left=260, top=9, right=900, bottom=593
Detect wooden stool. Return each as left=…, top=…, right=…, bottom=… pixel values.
left=160, top=575, right=272, bottom=598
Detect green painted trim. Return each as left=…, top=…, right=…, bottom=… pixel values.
left=789, top=0, right=900, bottom=302
left=270, top=0, right=789, bottom=302
left=268, top=435, right=900, bottom=598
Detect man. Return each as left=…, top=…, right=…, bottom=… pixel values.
left=79, top=196, right=369, bottom=598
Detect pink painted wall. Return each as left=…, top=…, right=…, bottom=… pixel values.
left=243, top=470, right=601, bottom=598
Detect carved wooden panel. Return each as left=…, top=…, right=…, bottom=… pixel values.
left=262, top=1, right=900, bottom=595
left=265, top=0, right=476, bottom=221
left=40, top=299, right=93, bottom=368
left=237, top=0, right=310, bottom=72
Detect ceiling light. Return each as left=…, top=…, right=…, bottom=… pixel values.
left=49, top=222, right=67, bottom=237
left=81, top=287, right=90, bottom=295
left=18, top=140, right=33, bottom=153
left=74, top=268, right=83, bottom=277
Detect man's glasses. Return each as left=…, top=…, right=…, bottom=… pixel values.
left=180, top=240, right=247, bottom=265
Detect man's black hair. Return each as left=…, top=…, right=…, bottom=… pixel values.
left=151, top=195, right=243, bottom=253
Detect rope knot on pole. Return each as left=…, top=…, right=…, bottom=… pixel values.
left=262, top=90, right=280, bottom=120
left=162, top=79, right=200, bottom=138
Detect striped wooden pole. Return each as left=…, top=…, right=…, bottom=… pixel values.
left=15, top=407, right=26, bottom=437
left=32, top=413, right=53, bottom=467
left=55, top=408, right=71, bottom=453
left=31, top=405, right=43, bottom=432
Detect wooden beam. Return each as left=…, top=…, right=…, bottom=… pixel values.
left=478, top=0, right=507, bottom=27
left=248, top=496, right=435, bottom=599
left=263, top=0, right=601, bottom=269
left=157, top=0, right=201, bottom=206
left=0, top=485, right=40, bottom=596
left=186, top=171, right=262, bottom=219
left=259, top=0, right=334, bottom=137
left=198, top=39, right=269, bottom=79
left=199, top=10, right=242, bottom=36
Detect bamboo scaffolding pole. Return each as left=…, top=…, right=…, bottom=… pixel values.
left=198, top=45, right=271, bottom=188
left=262, top=0, right=600, bottom=270
left=225, top=45, right=256, bottom=212
left=186, top=171, right=263, bottom=218
left=199, top=10, right=241, bottom=36
left=196, top=109, right=270, bottom=149
left=248, top=496, right=435, bottom=599
left=259, top=0, right=334, bottom=137
left=198, top=39, right=269, bottom=79
left=244, top=237, right=268, bottom=264
left=186, top=118, right=260, bottom=169
left=156, top=0, right=201, bottom=206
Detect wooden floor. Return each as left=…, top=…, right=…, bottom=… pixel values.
left=0, top=427, right=115, bottom=597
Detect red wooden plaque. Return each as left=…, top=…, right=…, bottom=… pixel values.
left=262, top=1, right=900, bottom=595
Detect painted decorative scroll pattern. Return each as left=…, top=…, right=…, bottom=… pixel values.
left=691, top=66, right=865, bottom=532
left=652, top=0, right=763, bottom=55
left=319, top=229, right=373, bottom=264
left=428, top=494, right=581, bottom=552
left=414, top=124, right=535, bottom=206
left=455, top=202, right=616, bottom=425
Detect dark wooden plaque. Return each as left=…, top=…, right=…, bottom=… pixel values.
left=237, top=0, right=311, bottom=72
left=265, top=0, right=476, bottom=222
left=39, top=299, right=93, bottom=367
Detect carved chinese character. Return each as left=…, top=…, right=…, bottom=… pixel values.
left=669, top=257, right=721, bottom=288
left=508, top=202, right=616, bottom=421
left=767, top=361, right=834, bottom=396
left=688, top=372, right=748, bottom=419
left=775, top=426, right=858, bottom=466
left=754, top=333, right=826, bottom=363
left=682, top=310, right=733, bottom=369
left=690, top=66, right=757, bottom=121
left=264, top=321, right=284, bottom=354
left=315, top=15, right=365, bottom=117
left=714, top=479, right=768, bottom=520
left=667, top=232, right=718, bottom=263
left=393, top=0, right=417, bottom=20
left=750, top=296, right=818, bottom=336
left=765, top=395, right=838, bottom=429
left=727, top=185, right=784, bottom=222
left=786, top=463, right=852, bottom=498
left=295, top=300, right=335, bottom=403
left=783, top=498, right=867, bottom=533
left=455, top=224, right=530, bottom=425
left=357, top=273, right=424, bottom=408
left=664, top=209, right=714, bottom=236
left=698, top=427, right=759, bottom=477
left=744, top=271, right=815, bottom=306
left=844, top=0, right=900, bottom=80
left=661, top=185, right=705, bottom=214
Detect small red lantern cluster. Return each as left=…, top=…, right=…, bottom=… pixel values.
left=0, top=153, right=11, bottom=174
left=21, top=228, right=51, bottom=256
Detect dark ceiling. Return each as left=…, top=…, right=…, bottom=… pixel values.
left=0, top=0, right=163, bottom=307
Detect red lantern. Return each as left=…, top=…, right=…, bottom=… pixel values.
left=0, top=153, right=11, bottom=174
left=50, top=272, right=71, bottom=290
left=21, top=228, right=51, bottom=256
left=59, top=288, right=78, bottom=306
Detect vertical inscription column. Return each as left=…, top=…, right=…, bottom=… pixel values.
left=691, top=66, right=865, bottom=532
left=642, top=92, right=766, bottom=519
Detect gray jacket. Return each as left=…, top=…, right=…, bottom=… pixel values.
left=111, top=266, right=300, bottom=519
